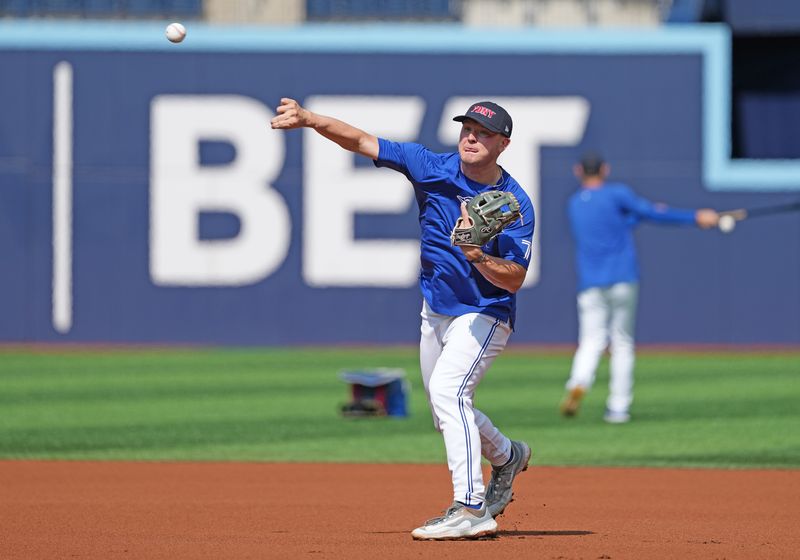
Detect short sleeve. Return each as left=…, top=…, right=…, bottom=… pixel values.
left=496, top=195, right=535, bottom=268
left=374, top=138, right=444, bottom=185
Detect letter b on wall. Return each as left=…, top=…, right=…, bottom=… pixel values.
left=150, top=95, right=290, bottom=286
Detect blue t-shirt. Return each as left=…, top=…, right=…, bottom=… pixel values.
left=568, top=182, right=696, bottom=292
left=374, top=138, right=535, bottom=326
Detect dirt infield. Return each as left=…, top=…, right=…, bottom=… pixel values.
left=1, top=461, right=797, bottom=559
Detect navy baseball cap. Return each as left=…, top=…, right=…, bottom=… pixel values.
left=453, top=101, right=513, bottom=137
left=579, top=151, right=605, bottom=175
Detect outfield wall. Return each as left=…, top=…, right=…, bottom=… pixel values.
left=1, top=22, right=798, bottom=344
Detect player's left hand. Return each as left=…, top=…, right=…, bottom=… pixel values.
left=451, top=190, right=521, bottom=251
left=456, top=202, right=484, bottom=261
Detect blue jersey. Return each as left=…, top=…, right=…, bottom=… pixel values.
left=568, top=182, right=696, bottom=292
left=374, top=138, right=535, bottom=326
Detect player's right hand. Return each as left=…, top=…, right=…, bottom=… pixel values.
left=271, top=98, right=311, bottom=130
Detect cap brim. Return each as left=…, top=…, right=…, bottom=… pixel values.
left=452, top=115, right=505, bottom=135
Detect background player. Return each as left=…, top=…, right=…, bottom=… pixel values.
left=271, top=98, right=534, bottom=540
left=561, top=152, right=719, bottom=423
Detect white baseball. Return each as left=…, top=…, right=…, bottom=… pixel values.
left=165, top=22, right=186, bottom=43
left=718, top=214, right=736, bottom=233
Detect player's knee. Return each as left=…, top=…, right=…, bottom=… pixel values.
left=610, top=334, right=634, bottom=352
left=577, top=339, right=608, bottom=356
left=427, top=379, right=460, bottom=410
left=430, top=413, right=443, bottom=433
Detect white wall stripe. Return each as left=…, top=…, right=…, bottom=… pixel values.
left=52, top=61, right=73, bottom=334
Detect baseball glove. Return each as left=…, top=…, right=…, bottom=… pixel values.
left=450, top=190, right=522, bottom=247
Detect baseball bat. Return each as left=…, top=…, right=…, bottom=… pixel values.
left=721, top=200, right=800, bottom=221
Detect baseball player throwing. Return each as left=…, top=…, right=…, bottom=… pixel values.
left=271, top=99, right=534, bottom=540
left=561, top=153, right=719, bottom=423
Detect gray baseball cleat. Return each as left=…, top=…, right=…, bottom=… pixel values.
left=485, top=440, right=532, bottom=518
left=411, top=502, right=497, bottom=540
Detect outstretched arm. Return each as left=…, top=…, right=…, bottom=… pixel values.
left=270, top=98, right=379, bottom=160
left=620, top=189, right=719, bottom=229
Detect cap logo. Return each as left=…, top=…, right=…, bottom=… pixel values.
left=470, top=105, right=496, bottom=119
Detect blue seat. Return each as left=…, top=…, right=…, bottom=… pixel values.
left=125, top=0, right=166, bottom=16
left=305, top=0, right=459, bottom=21
left=83, top=0, right=126, bottom=16
left=1, top=0, right=32, bottom=17
left=168, top=0, right=201, bottom=17
left=27, top=0, right=79, bottom=16
left=664, top=0, right=706, bottom=23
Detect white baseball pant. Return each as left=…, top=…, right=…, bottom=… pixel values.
left=566, top=282, right=638, bottom=414
left=419, top=300, right=514, bottom=506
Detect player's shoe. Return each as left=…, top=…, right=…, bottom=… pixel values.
left=485, top=440, right=532, bottom=518
left=603, top=408, right=631, bottom=424
left=560, top=386, right=586, bottom=417
left=411, top=502, right=497, bottom=540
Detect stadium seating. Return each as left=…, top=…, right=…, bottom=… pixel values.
left=0, top=0, right=202, bottom=18
left=305, top=0, right=459, bottom=22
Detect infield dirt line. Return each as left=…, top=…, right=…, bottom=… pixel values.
left=0, top=461, right=797, bottom=559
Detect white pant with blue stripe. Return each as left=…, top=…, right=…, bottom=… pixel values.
left=567, top=282, right=638, bottom=414
left=419, top=300, right=514, bottom=506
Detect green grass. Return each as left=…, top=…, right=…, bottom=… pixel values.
left=0, top=347, right=798, bottom=468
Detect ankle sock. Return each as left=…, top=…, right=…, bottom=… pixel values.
left=458, top=501, right=483, bottom=510
left=499, top=445, right=515, bottom=468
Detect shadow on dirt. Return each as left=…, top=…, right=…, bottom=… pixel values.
left=499, top=530, right=594, bottom=537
